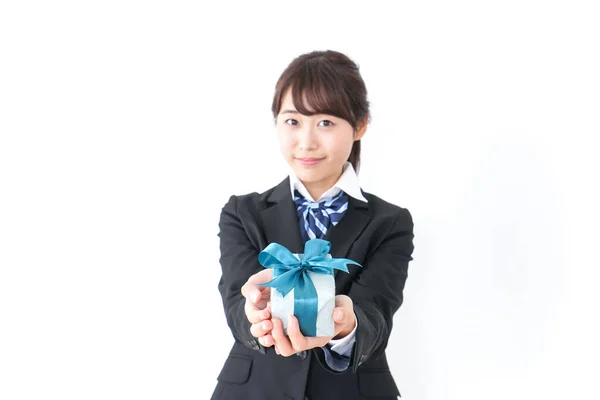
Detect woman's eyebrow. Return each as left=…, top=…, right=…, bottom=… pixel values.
left=281, top=109, right=328, bottom=116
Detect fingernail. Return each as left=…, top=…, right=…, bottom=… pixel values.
left=252, top=292, right=259, bottom=303
left=262, top=321, right=269, bottom=330
left=335, top=310, right=343, bottom=320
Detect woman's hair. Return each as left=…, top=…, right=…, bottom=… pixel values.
left=271, top=50, right=370, bottom=173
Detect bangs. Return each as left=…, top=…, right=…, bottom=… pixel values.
left=275, top=58, right=357, bottom=126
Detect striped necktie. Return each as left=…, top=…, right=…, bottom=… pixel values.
left=293, top=189, right=349, bottom=243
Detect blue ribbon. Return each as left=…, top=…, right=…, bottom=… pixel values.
left=258, top=238, right=362, bottom=336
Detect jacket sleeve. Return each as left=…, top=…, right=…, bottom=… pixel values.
left=313, top=207, right=415, bottom=373
left=217, top=194, right=266, bottom=354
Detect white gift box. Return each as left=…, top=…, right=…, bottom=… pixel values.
left=270, top=253, right=335, bottom=337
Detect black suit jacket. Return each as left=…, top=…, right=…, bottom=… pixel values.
left=212, top=177, right=415, bottom=400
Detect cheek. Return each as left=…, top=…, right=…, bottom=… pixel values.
left=277, top=131, right=294, bottom=154
left=324, top=134, right=354, bottom=158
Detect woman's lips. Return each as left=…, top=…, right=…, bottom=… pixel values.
left=296, top=157, right=323, bottom=166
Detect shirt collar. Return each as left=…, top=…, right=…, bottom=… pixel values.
left=288, top=161, right=368, bottom=203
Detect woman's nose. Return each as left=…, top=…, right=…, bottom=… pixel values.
left=297, top=125, right=317, bottom=150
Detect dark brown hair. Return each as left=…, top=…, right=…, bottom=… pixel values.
left=271, top=50, right=370, bottom=173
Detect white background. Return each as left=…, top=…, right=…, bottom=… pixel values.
left=1, top=1, right=599, bottom=399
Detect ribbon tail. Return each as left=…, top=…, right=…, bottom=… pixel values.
left=306, top=258, right=362, bottom=274
left=259, top=268, right=302, bottom=297
left=333, top=258, right=363, bottom=270
left=293, top=270, right=318, bottom=337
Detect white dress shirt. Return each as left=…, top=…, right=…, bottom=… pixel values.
left=288, top=161, right=369, bottom=204
left=288, top=161, right=367, bottom=370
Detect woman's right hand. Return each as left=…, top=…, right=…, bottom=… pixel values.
left=241, top=269, right=275, bottom=347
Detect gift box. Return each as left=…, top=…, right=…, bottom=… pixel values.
left=258, top=238, right=361, bottom=337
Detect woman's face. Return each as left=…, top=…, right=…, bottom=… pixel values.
left=276, top=89, right=365, bottom=195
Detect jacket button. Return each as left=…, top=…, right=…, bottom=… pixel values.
left=296, top=350, right=307, bottom=359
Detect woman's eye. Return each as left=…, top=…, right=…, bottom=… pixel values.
left=284, top=119, right=333, bottom=127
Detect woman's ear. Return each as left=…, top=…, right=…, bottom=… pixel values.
left=354, top=116, right=369, bottom=141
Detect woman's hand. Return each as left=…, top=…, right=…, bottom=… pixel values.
left=241, top=269, right=275, bottom=347
left=271, top=294, right=356, bottom=357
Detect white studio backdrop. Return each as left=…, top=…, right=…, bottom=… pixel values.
left=1, top=1, right=599, bottom=399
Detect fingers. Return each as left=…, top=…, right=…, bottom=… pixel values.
left=268, top=315, right=335, bottom=356
left=258, top=334, right=274, bottom=347
left=286, top=315, right=308, bottom=352
left=241, top=269, right=273, bottom=302
left=245, top=300, right=272, bottom=324
left=288, top=315, right=330, bottom=350
left=332, top=295, right=357, bottom=338
left=244, top=301, right=265, bottom=324
left=334, top=294, right=353, bottom=309
left=270, top=316, right=329, bottom=356
left=333, top=307, right=345, bottom=323
left=333, top=295, right=354, bottom=325
left=242, top=270, right=273, bottom=324
left=332, top=306, right=356, bottom=331
left=250, top=319, right=273, bottom=338
left=270, top=318, right=296, bottom=357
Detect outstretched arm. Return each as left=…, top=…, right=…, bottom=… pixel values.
left=217, top=195, right=272, bottom=353
left=313, top=208, right=415, bottom=373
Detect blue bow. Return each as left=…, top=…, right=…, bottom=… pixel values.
left=258, top=238, right=361, bottom=336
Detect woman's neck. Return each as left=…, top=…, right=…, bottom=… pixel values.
left=302, top=170, right=343, bottom=201
left=305, top=185, right=329, bottom=202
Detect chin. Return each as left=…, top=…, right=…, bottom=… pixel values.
left=294, top=169, right=318, bottom=181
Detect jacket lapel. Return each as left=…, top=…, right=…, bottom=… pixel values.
left=260, top=177, right=371, bottom=280
left=260, top=177, right=304, bottom=254
left=325, top=195, right=370, bottom=280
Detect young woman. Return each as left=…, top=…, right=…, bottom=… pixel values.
left=211, top=50, right=415, bottom=400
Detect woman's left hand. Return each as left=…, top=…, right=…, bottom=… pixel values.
left=270, top=294, right=356, bottom=357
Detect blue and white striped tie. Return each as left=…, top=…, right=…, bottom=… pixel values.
left=293, top=189, right=349, bottom=242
